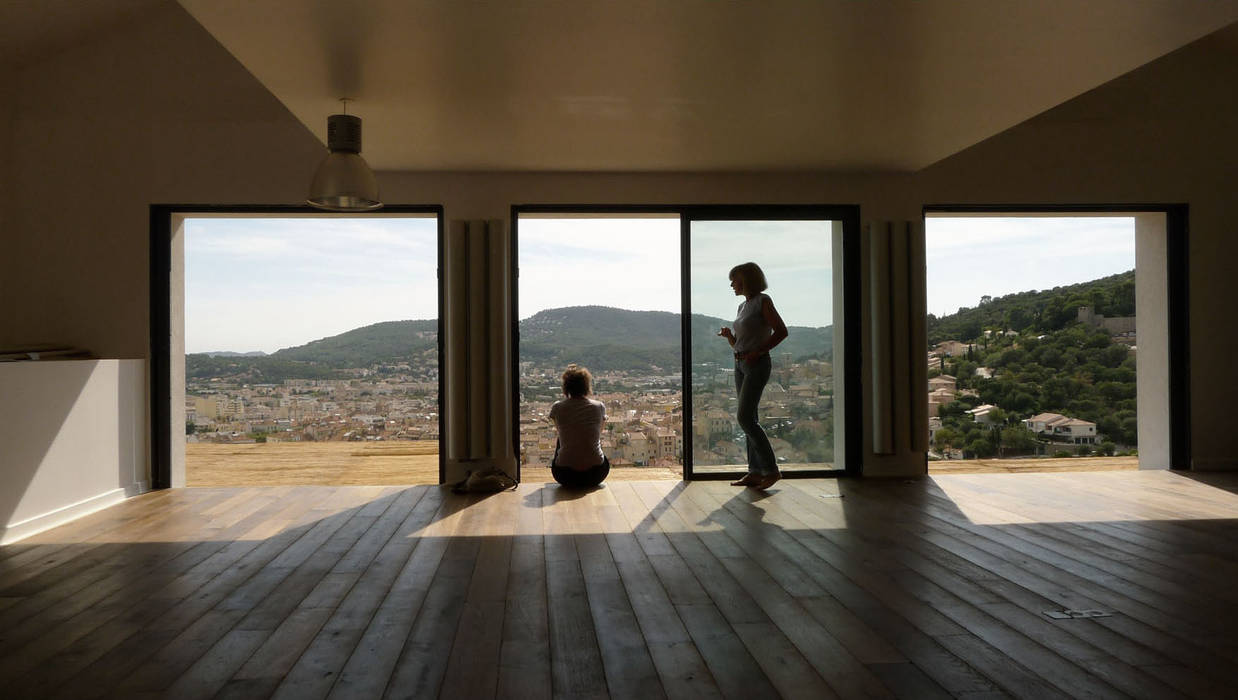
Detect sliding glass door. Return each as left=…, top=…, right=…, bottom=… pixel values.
left=513, top=204, right=859, bottom=481
left=683, top=208, right=856, bottom=479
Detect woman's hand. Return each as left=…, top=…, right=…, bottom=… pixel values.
left=718, top=326, right=735, bottom=342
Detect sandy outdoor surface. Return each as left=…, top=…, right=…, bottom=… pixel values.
left=929, top=455, right=1139, bottom=474
left=187, top=442, right=1139, bottom=486
left=186, top=442, right=679, bottom=486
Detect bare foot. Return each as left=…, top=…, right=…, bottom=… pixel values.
left=752, top=472, right=782, bottom=490
left=731, top=474, right=761, bottom=486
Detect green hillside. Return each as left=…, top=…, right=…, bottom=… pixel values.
left=273, top=319, right=439, bottom=367
left=928, top=269, right=1134, bottom=345
left=187, top=306, right=832, bottom=380
left=519, top=305, right=831, bottom=371
left=929, top=271, right=1139, bottom=456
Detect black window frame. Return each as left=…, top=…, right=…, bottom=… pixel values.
left=922, top=203, right=1190, bottom=470
left=150, top=204, right=446, bottom=489
left=511, top=203, right=862, bottom=481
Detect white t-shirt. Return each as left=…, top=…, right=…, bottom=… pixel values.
left=732, top=293, right=773, bottom=355
left=549, top=396, right=606, bottom=469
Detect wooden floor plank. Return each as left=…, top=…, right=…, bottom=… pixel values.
left=323, top=487, right=459, bottom=700
left=494, top=484, right=552, bottom=700
left=573, top=488, right=667, bottom=700
left=1, top=472, right=1235, bottom=699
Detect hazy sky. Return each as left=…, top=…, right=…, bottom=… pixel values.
left=518, top=217, right=834, bottom=327
left=185, top=214, right=1135, bottom=353
left=926, top=216, right=1135, bottom=317
left=185, top=217, right=438, bottom=354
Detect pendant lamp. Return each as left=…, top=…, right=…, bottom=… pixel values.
left=307, top=103, right=382, bottom=211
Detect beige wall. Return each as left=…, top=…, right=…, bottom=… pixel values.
left=1, top=62, right=14, bottom=340
left=914, top=23, right=1238, bottom=469
left=5, top=3, right=1234, bottom=490
left=1, top=3, right=322, bottom=357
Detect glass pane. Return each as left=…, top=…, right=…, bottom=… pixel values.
left=517, top=216, right=683, bottom=481
left=184, top=216, right=441, bottom=486
left=689, top=220, right=841, bottom=475
left=925, top=216, right=1139, bottom=474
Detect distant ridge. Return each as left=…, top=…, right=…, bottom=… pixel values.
left=201, top=351, right=267, bottom=358
left=929, top=270, right=1134, bottom=344
left=186, top=306, right=832, bottom=380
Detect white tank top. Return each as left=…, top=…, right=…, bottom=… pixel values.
left=732, top=293, right=773, bottom=355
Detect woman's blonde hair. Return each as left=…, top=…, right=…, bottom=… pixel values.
left=728, top=262, right=768, bottom=293
left=561, top=364, right=593, bottom=397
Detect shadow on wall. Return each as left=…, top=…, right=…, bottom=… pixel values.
left=0, top=360, right=145, bottom=542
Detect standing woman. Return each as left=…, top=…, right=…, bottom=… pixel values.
left=718, top=262, right=789, bottom=489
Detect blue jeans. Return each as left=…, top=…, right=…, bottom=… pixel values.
left=735, top=354, right=777, bottom=476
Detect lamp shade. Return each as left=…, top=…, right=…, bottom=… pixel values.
left=307, top=114, right=382, bottom=211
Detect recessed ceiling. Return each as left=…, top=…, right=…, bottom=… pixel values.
left=118, top=2, right=1238, bottom=170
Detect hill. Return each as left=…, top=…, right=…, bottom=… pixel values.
left=928, top=270, right=1140, bottom=454
left=272, top=319, right=439, bottom=367
left=928, top=269, right=1134, bottom=345
left=186, top=306, right=832, bottom=380
left=521, top=305, right=831, bottom=371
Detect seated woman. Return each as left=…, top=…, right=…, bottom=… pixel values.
left=549, top=364, right=610, bottom=488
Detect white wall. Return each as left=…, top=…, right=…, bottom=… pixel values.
left=0, top=360, right=145, bottom=543
left=1136, top=214, right=1170, bottom=469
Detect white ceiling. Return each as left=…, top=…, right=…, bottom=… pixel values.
left=8, top=1, right=1238, bottom=172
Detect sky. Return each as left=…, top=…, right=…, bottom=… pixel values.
left=185, top=217, right=438, bottom=354
left=185, top=214, right=1135, bottom=353
left=518, top=217, right=834, bottom=327
left=925, top=216, right=1135, bottom=317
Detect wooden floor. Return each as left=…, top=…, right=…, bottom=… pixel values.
left=2, top=471, right=1237, bottom=699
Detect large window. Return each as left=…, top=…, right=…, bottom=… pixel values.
left=152, top=207, right=443, bottom=488
left=923, top=208, right=1187, bottom=473
left=514, top=205, right=859, bottom=481
left=515, top=215, right=682, bottom=480
left=686, top=218, right=844, bottom=477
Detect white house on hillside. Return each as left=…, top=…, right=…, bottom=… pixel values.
left=1024, top=412, right=1098, bottom=444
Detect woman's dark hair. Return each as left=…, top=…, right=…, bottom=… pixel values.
left=561, top=364, right=593, bottom=397
left=728, top=262, right=768, bottom=293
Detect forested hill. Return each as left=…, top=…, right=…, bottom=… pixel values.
left=520, top=306, right=831, bottom=371
left=928, top=270, right=1134, bottom=345
left=186, top=306, right=832, bottom=380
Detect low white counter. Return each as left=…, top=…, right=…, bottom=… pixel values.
left=0, top=359, right=146, bottom=543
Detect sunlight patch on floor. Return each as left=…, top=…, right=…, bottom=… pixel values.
left=930, top=470, right=1238, bottom=525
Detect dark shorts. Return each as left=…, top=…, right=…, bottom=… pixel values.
left=551, top=456, right=610, bottom=489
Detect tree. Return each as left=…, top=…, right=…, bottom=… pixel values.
left=935, top=427, right=961, bottom=455
left=999, top=427, right=1039, bottom=456
left=966, top=437, right=996, bottom=458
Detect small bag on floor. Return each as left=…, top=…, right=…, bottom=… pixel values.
left=451, top=467, right=517, bottom=493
